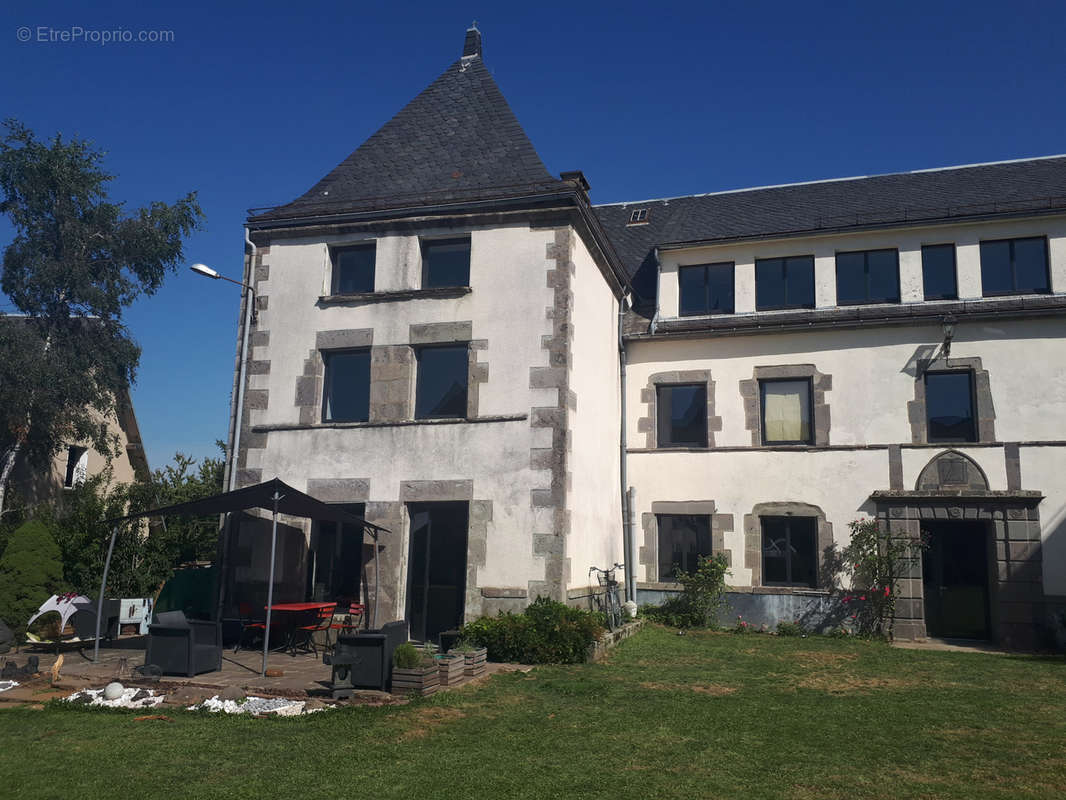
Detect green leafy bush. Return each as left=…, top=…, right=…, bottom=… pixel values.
left=392, top=642, right=422, bottom=669
left=0, top=519, right=64, bottom=637
left=776, top=620, right=805, bottom=637
left=642, top=553, right=730, bottom=628
left=458, top=596, right=604, bottom=664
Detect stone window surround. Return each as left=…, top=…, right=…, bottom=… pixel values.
left=908, top=355, right=995, bottom=444
left=637, top=370, right=721, bottom=449
left=293, top=322, right=489, bottom=426
left=639, top=501, right=734, bottom=585
left=743, top=501, right=834, bottom=589
left=740, top=365, right=832, bottom=447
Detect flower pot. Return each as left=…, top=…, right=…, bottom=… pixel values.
left=391, top=662, right=440, bottom=697
left=436, top=653, right=465, bottom=687
left=460, top=646, right=487, bottom=679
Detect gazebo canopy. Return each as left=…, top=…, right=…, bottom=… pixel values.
left=107, top=477, right=388, bottom=531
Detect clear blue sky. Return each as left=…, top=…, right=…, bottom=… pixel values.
left=3, top=0, right=1064, bottom=470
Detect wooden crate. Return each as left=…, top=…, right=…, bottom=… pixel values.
left=462, top=647, right=488, bottom=678
left=437, top=653, right=465, bottom=687
left=391, top=663, right=440, bottom=697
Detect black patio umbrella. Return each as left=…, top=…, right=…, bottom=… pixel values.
left=101, top=477, right=389, bottom=676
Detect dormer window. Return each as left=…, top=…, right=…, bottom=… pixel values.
left=627, top=208, right=649, bottom=225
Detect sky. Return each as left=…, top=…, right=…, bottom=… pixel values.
left=2, top=0, right=1065, bottom=470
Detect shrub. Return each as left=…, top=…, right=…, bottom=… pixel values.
left=0, top=519, right=65, bottom=638
left=458, top=596, right=604, bottom=664
left=776, top=620, right=805, bottom=637
left=642, top=553, right=730, bottom=628
left=732, top=615, right=751, bottom=634
left=392, top=642, right=422, bottom=669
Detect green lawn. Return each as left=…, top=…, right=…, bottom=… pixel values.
left=2, top=626, right=1064, bottom=799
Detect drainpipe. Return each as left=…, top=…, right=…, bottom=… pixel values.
left=214, top=227, right=256, bottom=627
left=618, top=294, right=636, bottom=604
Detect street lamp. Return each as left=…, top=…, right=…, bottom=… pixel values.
left=190, top=263, right=257, bottom=322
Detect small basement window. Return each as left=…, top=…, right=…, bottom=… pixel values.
left=628, top=208, right=649, bottom=225
left=657, top=514, right=712, bottom=581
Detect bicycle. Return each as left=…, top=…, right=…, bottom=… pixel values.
left=589, top=563, right=625, bottom=631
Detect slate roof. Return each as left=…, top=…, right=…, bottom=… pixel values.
left=250, top=35, right=568, bottom=223
left=595, top=156, right=1066, bottom=302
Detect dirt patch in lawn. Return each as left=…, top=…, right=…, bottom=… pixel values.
left=638, top=681, right=737, bottom=696
left=398, top=706, right=466, bottom=741
left=794, top=673, right=927, bottom=693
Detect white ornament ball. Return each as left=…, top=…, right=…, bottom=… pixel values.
left=103, top=682, right=124, bottom=700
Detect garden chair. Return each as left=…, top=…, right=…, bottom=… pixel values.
left=144, top=611, right=222, bottom=677
left=327, top=602, right=366, bottom=647
left=233, top=602, right=266, bottom=653
left=288, top=605, right=335, bottom=657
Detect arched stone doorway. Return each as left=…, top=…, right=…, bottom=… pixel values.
left=871, top=450, right=1044, bottom=648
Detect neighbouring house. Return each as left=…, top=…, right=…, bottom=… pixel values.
left=225, top=26, right=1066, bottom=648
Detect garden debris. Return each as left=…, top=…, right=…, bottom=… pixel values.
left=134, top=714, right=173, bottom=722
left=264, top=668, right=284, bottom=677
left=49, top=654, right=63, bottom=683
left=1, top=656, right=38, bottom=680
left=0, top=680, right=19, bottom=693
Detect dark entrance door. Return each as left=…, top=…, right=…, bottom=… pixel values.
left=406, top=502, right=469, bottom=644
left=921, top=521, right=991, bottom=639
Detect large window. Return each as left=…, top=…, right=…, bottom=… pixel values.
left=921, top=244, right=958, bottom=300
left=656, top=384, right=707, bottom=448
left=422, top=237, right=471, bottom=288
left=925, top=371, right=976, bottom=442
left=330, top=243, right=376, bottom=295
left=762, top=516, right=817, bottom=587
left=980, top=236, right=1049, bottom=296
left=679, top=262, right=734, bottom=316
left=755, top=255, right=815, bottom=310
left=322, top=349, right=371, bottom=423
left=306, top=504, right=366, bottom=602
left=415, top=345, right=468, bottom=419
left=759, top=379, right=813, bottom=445
left=835, top=249, right=900, bottom=305
left=657, top=514, right=712, bottom=581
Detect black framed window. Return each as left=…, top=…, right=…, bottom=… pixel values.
left=306, top=503, right=366, bottom=602
left=925, top=371, right=976, bottom=442
left=835, top=249, right=900, bottom=305
left=322, top=349, right=370, bottom=423
left=755, top=255, right=815, bottom=310
left=421, top=237, right=471, bottom=289
left=759, top=379, right=813, bottom=445
left=415, top=344, right=468, bottom=419
left=679, top=262, right=734, bottom=316
left=979, top=236, right=1049, bottom=296
left=762, top=516, right=817, bottom=588
left=330, top=243, right=376, bottom=295
left=657, top=514, right=712, bottom=581
left=656, top=384, right=707, bottom=448
left=921, top=244, right=958, bottom=300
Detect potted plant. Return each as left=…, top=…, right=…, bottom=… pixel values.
left=390, top=643, right=439, bottom=697
left=436, top=650, right=465, bottom=687
left=450, top=640, right=487, bottom=679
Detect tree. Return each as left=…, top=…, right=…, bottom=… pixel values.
left=0, top=519, right=64, bottom=637
left=0, top=119, right=204, bottom=515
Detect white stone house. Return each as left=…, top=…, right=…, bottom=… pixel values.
left=225, top=27, right=1066, bottom=648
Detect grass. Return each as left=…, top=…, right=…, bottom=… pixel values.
left=2, top=626, right=1065, bottom=799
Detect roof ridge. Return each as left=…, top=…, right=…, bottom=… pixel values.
left=594, top=153, right=1066, bottom=209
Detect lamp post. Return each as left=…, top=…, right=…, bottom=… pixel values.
left=190, top=259, right=257, bottom=632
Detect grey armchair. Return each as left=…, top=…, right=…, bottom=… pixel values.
left=324, top=620, right=408, bottom=697
left=145, top=611, right=222, bottom=677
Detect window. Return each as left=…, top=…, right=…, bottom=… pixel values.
left=63, top=446, right=88, bottom=488
left=762, top=516, right=817, bottom=587
left=322, top=350, right=371, bottom=422
left=656, top=384, right=707, bottom=447
left=925, top=371, right=976, bottom=442
left=628, top=208, right=649, bottom=224
left=759, top=379, right=813, bottom=445
left=330, top=243, right=376, bottom=295
left=922, top=244, right=957, bottom=300
left=755, top=255, right=815, bottom=310
left=678, top=262, right=734, bottom=316
left=835, top=249, right=900, bottom=305
left=421, top=237, right=471, bottom=288
left=306, top=504, right=366, bottom=602
left=657, top=514, right=712, bottom=581
left=980, top=236, right=1049, bottom=296
left=415, top=344, right=468, bottom=419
